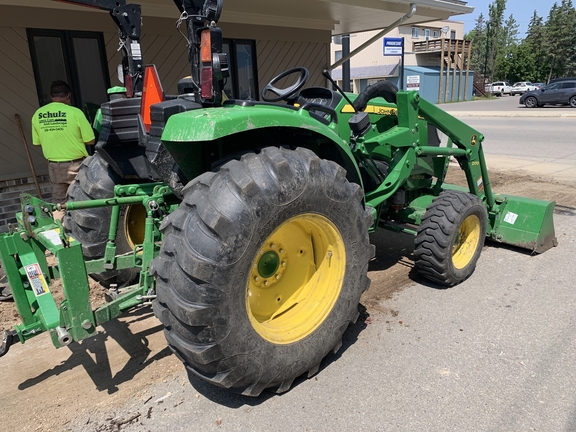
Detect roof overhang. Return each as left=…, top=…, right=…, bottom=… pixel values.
left=1, top=0, right=474, bottom=34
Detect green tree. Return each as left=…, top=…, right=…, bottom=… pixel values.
left=496, top=14, right=519, bottom=80
left=485, top=0, right=507, bottom=81
left=465, top=13, right=487, bottom=75
left=507, top=42, right=536, bottom=82
left=464, top=0, right=576, bottom=86
left=544, top=0, right=576, bottom=80
left=523, top=11, right=547, bottom=82
left=563, top=1, right=576, bottom=75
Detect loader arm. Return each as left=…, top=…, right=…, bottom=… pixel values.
left=414, top=95, right=495, bottom=209
left=406, top=92, right=555, bottom=253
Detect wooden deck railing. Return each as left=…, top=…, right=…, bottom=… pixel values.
left=413, top=39, right=471, bottom=53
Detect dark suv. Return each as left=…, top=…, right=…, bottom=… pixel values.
left=519, top=80, right=576, bottom=108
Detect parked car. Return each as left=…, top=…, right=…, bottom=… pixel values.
left=519, top=79, right=576, bottom=108
left=532, top=82, right=546, bottom=90
left=510, top=82, right=537, bottom=95
left=549, top=77, right=576, bottom=84
left=484, top=81, right=511, bottom=97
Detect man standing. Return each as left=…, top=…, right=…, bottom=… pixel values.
left=32, top=80, right=95, bottom=222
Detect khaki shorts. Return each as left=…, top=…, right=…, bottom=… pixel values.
left=48, top=158, right=84, bottom=203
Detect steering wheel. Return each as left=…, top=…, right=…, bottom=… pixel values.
left=261, top=67, right=309, bottom=102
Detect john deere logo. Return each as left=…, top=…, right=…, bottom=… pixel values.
left=471, top=134, right=478, bottom=146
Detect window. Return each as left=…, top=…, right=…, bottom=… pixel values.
left=450, top=30, right=456, bottom=40
left=424, top=29, right=430, bottom=41
left=433, top=30, right=439, bottom=38
left=335, top=50, right=343, bottom=61
left=561, top=81, right=576, bottom=89
left=222, top=39, right=259, bottom=100
left=411, top=27, right=420, bottom=38
left=27, top=29, right=110, bottom=122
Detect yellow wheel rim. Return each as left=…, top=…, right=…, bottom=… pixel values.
left=246, top=214, right=346, bottom=344
left=124, top=204, right=147, bottom=249
left=452, top=214, right=481, bottom=270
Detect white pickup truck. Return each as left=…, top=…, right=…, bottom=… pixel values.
left=484, top=81, right=511, bottom=97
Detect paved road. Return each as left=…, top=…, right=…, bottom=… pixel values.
left=65, top=100, right=576, bottom=431
left=5, top=96, right=575, bottom=432
left=71, top=211, right=576, bottom=432
left=443, top=98, right=576, bottom=184
left=444, top=94, right=576, bottom=117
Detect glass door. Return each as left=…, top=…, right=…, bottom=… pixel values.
left=27, top=28, right=110, bottom=122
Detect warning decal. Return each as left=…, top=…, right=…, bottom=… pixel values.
left=40, top=229, right=63, bottom=246
left=503, top=212, right=519, bottom=225
left=24, top=263, right=50, bottom=296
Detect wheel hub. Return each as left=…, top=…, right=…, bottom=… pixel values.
left=452, top=214, right=481, bottom=270
left=246, top=214, right=346, bottom=344
left=258, top=250, right=280, bottom=279
left=251, top=243, right=287, bottom=289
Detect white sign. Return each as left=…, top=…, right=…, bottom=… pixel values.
left=406, top=75, right=420, bottom=91
left=383, top=38, right=403, bottom=56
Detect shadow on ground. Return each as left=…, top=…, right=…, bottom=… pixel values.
left=17, top=306, right=170, bottom=394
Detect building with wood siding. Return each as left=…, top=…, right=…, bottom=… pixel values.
left=0, top=0, right=473, bottom=231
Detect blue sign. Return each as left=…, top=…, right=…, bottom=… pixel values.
left=383, top=37, right=404, bottom=56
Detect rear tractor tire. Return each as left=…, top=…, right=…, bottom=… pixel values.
left=151, top=147, right=374, bottom=396
left=64, top=153, right=142, bottom=287
left=414, top=191, right=487, bottom=286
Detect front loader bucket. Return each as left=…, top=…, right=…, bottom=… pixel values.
left=489, top=194, right=557, bottom=253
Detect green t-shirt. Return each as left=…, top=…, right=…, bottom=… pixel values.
left=32, top=102, right=95, bottom=162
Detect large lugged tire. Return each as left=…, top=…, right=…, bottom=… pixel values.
left=151, top=147, right=374, bottom=396
left=65, top=153, right=140, bottom=287
left=414, top=191, right=487, bottom=286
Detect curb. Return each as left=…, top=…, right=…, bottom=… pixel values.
left=445, top=111, right=576, bottom=118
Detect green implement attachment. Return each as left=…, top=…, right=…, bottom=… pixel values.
left=0, top=183, right=176, bottom=356
left=489, top=193, right=557, bottom=253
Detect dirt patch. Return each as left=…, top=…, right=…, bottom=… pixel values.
left=360, top=164, right=576, bottom=317
left=0, top=166, right=575, bottom=432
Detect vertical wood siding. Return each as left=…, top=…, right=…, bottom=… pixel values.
left=0, top=22, right=328, bottom=182
left=0, top=26, right=46, bottom=181
left=257, top=40, right=328, bottom=90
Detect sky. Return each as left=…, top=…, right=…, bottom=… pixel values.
left=457, top=0, right=559, bottom=37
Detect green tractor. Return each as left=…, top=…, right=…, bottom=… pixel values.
left=0, top=0, right=556, bottom=396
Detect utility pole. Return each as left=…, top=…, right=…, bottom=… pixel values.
left=483, top=22, right=490, bottom=81
left=342, top=34, right=351, bottom=92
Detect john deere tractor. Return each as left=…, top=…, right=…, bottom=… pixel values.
left=0, top=0, right=556, bottom=396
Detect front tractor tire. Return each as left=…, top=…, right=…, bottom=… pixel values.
left=414, top=191, right=487, bottom=286
left=151, top=147, right=374, bottom=396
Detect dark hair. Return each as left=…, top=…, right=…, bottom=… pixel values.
left=50, top=80, right=71, bottom=98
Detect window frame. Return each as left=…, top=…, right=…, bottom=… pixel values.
left=223, top=38, right=259, bottom=100
left=411, top=27, right=420, bottom=38
left=27, top=28, right=110, bottom=109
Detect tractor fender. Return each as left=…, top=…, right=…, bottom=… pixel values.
left=160, top=102, right=363, bottom=187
